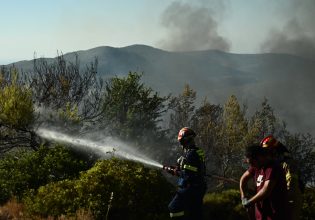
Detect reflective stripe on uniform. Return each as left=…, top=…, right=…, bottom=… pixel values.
left=283, top=162, right=295, bottom=190
left=197, top=149, right=205, bottom=161
left=286, top=170, right=292, bottom=186
left=170, top=211, right=185, bottom=217
left=184, top=164, right=198, bottom=172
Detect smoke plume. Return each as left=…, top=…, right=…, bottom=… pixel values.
left=261, top=0, right=315, bottom=60
left=257, top=0, right=315, bottom=135
left=158, top=1, right=230, bottom=52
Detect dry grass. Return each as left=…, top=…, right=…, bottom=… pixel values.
left=0, top=198, right=24, bottom=220
left=43, top=209, right=94, bottom=220
left=0, top=199, right=93, bottom=220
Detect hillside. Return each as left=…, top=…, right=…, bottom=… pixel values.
left=8, top=45, right=315, bottom=135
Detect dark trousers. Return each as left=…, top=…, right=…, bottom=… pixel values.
left=168, top=185, right=206, bottom=220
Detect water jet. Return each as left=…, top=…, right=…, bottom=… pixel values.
left=36, top=127, right=163, bottom=169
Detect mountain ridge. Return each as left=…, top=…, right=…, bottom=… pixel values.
left=4, top=44, right=315, bottom=135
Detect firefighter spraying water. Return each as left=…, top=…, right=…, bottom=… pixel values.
left=163, top=127, right=207, bottom=220
left=37, top=127, right=241, bottom=182
left=37, top=126, right=240, bottom=220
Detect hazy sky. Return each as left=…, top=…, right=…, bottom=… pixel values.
left=0, top=0, right=313, bottom=64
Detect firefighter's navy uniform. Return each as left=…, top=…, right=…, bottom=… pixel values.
left=168, top=146, right=207, bottom=220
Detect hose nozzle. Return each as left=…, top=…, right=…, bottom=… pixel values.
left=162, top=165, right=177, bottom=175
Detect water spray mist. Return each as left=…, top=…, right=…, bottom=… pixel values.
left=36, top=128, right=163, bottom=169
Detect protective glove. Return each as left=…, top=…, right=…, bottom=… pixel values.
left=241, top=197, right=251, bottom=208
left=163, top=165, right=178, bottom=176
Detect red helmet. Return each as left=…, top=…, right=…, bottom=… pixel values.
left=178, top=127, right=196, bottom=144
left=260, top=135, right=278, bottom=148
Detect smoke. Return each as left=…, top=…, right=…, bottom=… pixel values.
left=158, top=0, right=230, bottom=52
left=261, top=0, right=315, bottom=60
left=257, top=0, right=315, bottom=135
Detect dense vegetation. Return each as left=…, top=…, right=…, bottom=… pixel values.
left=23, top=158, right=172, bottom=219
left=0, top=56, right=314, bottom=219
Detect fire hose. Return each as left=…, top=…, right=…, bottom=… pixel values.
left=162, top=165, right=239, bottom=184
left=162, top=165, right=254, bottom=218
left=205, top=174, right=239, bottom=184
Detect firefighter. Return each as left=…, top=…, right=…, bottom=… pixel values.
left=260, top=135, right=303, bottom=220
left=163, top=127, right=207, bottom=220
left=240, top=145, right=288, bottom=220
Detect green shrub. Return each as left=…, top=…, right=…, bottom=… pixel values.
left=0, top=71, right=34, bottom=128
left=24, top=180, right=79, bottom=216
left=203, top=189, right=247, bottom=220
left=203, top=188, right=315, bottom=220
left=301, top=187, right=315, bottom=220
left=24, top=158, right=173, bottom=220
left=0, top=145, right=89, bottom=204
